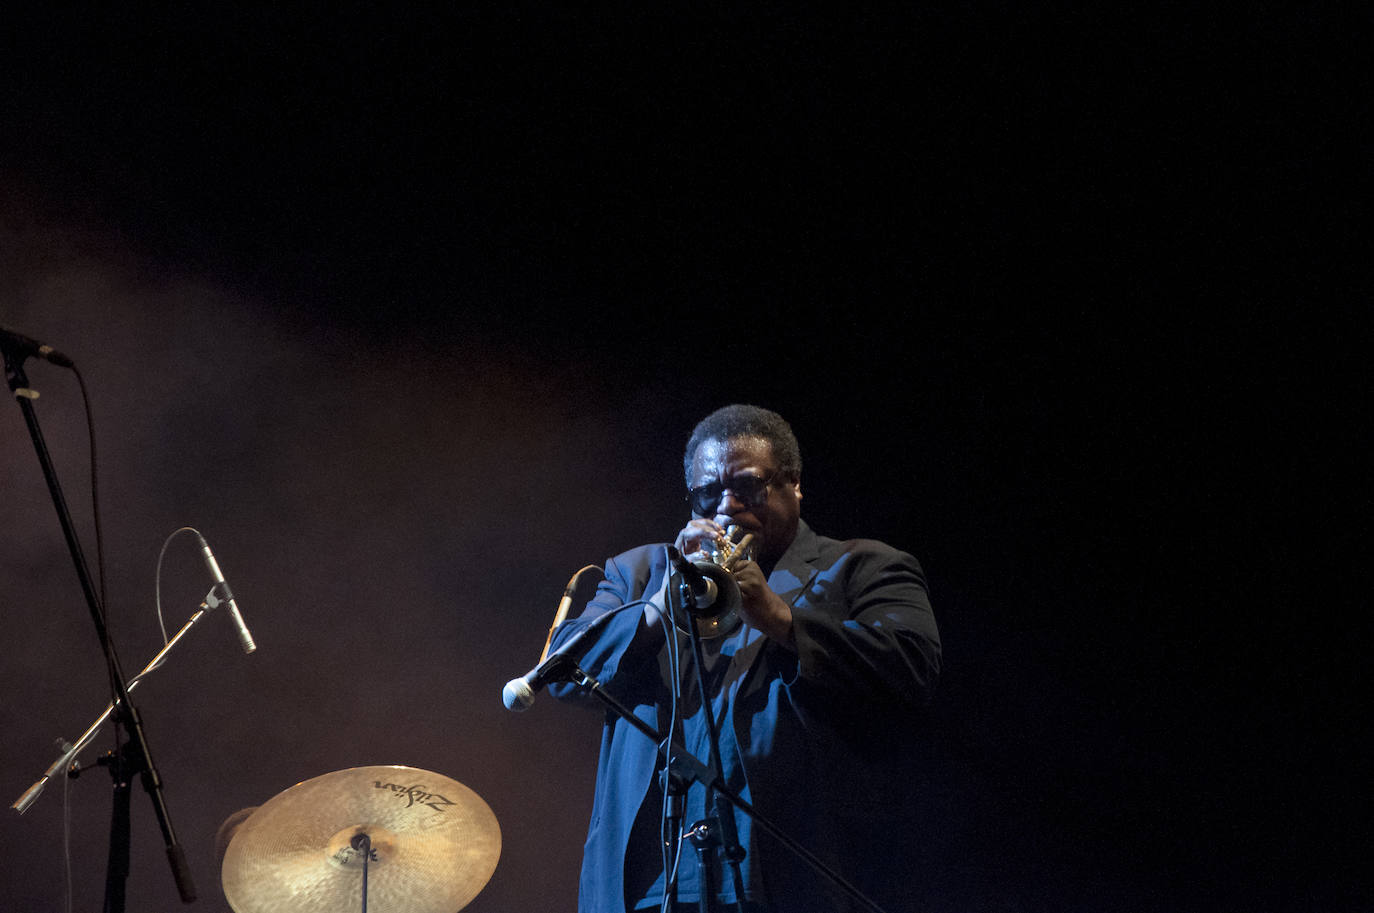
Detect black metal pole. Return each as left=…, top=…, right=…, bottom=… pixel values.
left=101, top=744, right=132, bottom=913
left=680, top=582, right=747, bottom=913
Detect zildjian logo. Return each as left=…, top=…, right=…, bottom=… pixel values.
left=371, top=781, right=455, bottom=813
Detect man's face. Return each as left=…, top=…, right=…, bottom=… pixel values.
left=688, top=435, right=801, bottom=569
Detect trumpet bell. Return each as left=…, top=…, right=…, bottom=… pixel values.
left=673, top=560, right=743, bottom=639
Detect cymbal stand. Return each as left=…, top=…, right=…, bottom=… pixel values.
left=351, top=833, right=376, bottom=913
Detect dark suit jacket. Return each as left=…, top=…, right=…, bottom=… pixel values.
left=548, top=520, right=941, bottom=913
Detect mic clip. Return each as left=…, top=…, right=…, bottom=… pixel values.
left=201, top=582, right=233, bottom=611
left=534, top=649, right=578, bottom=684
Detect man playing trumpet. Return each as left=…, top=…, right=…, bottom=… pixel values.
left=547, top=404, right=941, bottom=913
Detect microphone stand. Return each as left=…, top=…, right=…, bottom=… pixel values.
left=659, top=761, right=688, bottom=910
left=12, top=592, right=225, bottom=815
left=3, top=349, right=197, bottom=907
left=676, top=572, right=747, bottom=913
left=549, top=564, right=891, bottom=913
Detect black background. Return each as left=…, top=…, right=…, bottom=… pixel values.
left=1, top=6, right=1365, bottom=912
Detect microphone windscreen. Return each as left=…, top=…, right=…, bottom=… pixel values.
left=502, top=678, right=535, bottom=711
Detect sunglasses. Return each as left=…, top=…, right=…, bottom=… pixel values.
left=686, top=470, right=786, bottom=516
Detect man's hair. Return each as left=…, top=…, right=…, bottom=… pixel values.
left=683, top=404, right=802, bottom=486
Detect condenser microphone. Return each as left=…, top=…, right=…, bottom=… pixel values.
left=198, top=534, right=256, bottom=653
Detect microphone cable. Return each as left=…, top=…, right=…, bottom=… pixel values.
left=45, top=363, right=105, bottom=913
left=153, top=527, right=209, bottom=648
left=658, top=544, right=688, bottom=913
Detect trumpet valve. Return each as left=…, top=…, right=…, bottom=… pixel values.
left=715, top=525, right=755, bottom=570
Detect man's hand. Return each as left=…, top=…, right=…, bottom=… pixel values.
left=731, top=559, right=795, bottom=647
left=674, top=518, right=726, bottom=561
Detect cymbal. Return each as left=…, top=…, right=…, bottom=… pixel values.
left=222, top=765, right=500, bottom=913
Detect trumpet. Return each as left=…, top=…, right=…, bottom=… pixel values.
left=673, top=525, right=755, bottom=639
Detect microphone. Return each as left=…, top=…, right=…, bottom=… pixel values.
left=666, top=546, right=723, bottom=609
left=0, top=326, right=75, bottom=368
left=502, top=606, right=627, bottom=711
left=197, top=534, right=256, bottom=654
left=538, top=565, right=598, bottom=663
